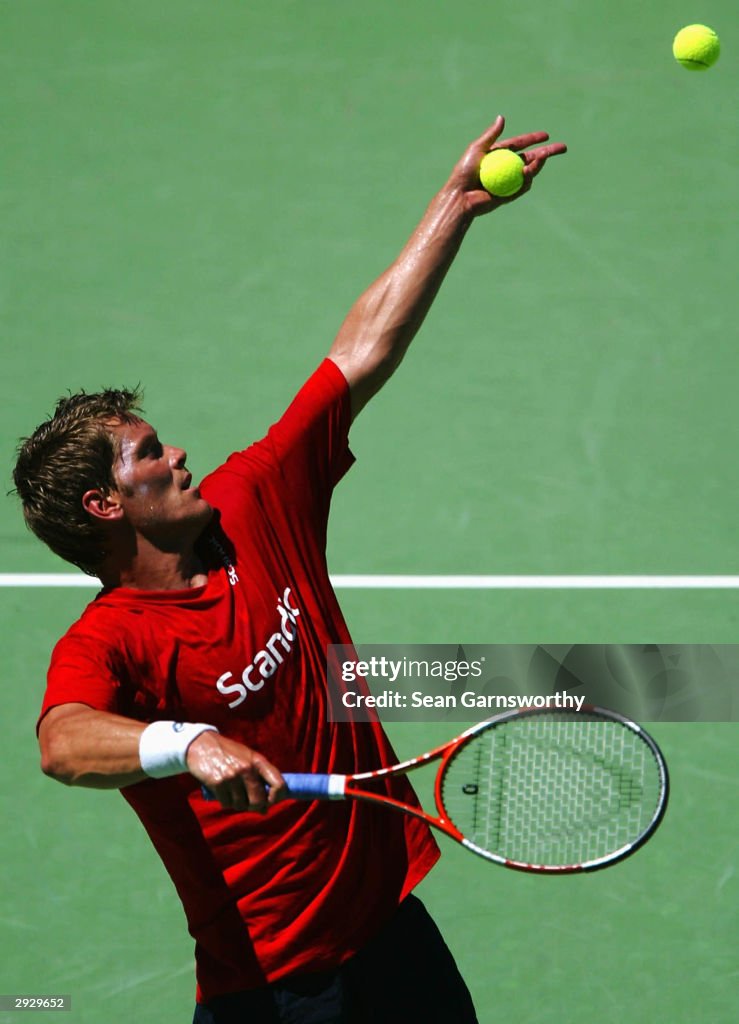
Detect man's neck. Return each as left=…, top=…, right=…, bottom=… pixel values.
left=99, top=545, right=209, bottom=592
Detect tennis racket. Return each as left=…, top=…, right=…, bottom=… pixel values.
left=204, top=705, right=669, bottom=873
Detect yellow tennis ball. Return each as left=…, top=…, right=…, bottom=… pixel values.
left=479, top=149, right=525, bottom=198
left=672, top=24, right=720, bottom=70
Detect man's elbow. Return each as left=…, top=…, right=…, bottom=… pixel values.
left=40, top=746, right=74, bottom=786
left=39, top=725, right=77, bottom=786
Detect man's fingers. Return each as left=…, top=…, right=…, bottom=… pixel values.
left=522, top=142, right=568, bottom=181
left=206, top=773, right=267, bottom=813
left=492, top=130, right=550, bottom=153
left=243, top=771, right=270, bottom=813
left=258, top=762, right=288, bottom=805
left=220, top=760, right=285, bottom=812
left=244, top=758, right=286, bottom=809
left=523, top=142, right=568, bottom=162
left=188, top=733, right=286, bottom=812
left=473, top=115, right=505, bottom=150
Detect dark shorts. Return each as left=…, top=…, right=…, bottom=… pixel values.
left=192, top=894, right=478, bottom=1024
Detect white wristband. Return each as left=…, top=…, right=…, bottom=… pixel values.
left=139, top=721, right=219, bottom=779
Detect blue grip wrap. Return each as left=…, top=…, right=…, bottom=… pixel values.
left=283, top=773, right=332, bottom=799
left=200, top=773, right=343, bottom=803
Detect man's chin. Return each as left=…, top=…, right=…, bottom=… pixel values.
left=180, top=496, right=214, bottom=543
left=196, top=498, right=215, bottom=529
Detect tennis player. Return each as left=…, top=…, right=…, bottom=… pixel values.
left=15, top=117, right=565, bottom=1023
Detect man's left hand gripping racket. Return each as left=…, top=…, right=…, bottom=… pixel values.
left=203, top=706, right=669, bottom=874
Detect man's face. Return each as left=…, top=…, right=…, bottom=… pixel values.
left=107, top=419, right=212, bottom=545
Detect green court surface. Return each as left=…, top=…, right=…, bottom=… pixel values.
left=1, top=1, right=737, bottom=1021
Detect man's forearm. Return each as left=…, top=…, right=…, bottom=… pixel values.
left=38, top=704, right=286, bottom=811
left=328, top=117, right=566, bottom=418
left=329, top=185, right=472, bottom=415
left=39, top=705, right=149, bottom=788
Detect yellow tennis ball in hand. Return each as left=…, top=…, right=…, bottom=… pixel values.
left=672, top=24, right=720, bottom=70
left=479, top=149, right=525, bottom=198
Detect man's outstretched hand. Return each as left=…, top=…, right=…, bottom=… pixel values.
left=448, top=115, right=567, bottom=217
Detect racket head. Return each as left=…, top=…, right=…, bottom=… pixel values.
left=437, top=705, right=669, bottom=873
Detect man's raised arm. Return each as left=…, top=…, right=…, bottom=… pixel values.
left=328, top=115, right=566, bottom=419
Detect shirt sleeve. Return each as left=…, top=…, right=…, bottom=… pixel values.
left=200, top=359, right=355, bottom=529
left=266, top=357, right=355, bottom=491
left=38, top=630, right=122, bottom=731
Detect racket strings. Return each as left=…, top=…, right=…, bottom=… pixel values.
left=440, top=713, right=663, bottom=867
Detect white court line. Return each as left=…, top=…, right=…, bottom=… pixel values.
left=333, top=575, right=739, bottom=589
left=0, top=574, right=101, bottom=587
left=0, top=573, right=738, bottom=589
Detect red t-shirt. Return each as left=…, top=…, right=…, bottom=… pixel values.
left=39, top=359, right=439, bottom=1001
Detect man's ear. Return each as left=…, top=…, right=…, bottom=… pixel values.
left=82, top=489, right=124, bottom=523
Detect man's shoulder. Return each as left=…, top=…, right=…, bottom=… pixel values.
left=199, top=359, right=351, bottom=487
left=53, top=589, right=145, bottom=652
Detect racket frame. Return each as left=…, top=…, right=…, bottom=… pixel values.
left=334, top=705, right=669, bottom=874
left=201, top=705, right=669, bottom=874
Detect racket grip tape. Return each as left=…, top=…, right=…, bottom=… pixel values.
left=200, top=772, right=346, bottom=802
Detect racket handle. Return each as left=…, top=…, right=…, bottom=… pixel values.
left=200, top=772, right=346, bottom=803
left=282, top=773, right=346, bottom=799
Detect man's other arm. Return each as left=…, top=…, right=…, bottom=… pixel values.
left=38, top=704, right=285, bottom=811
